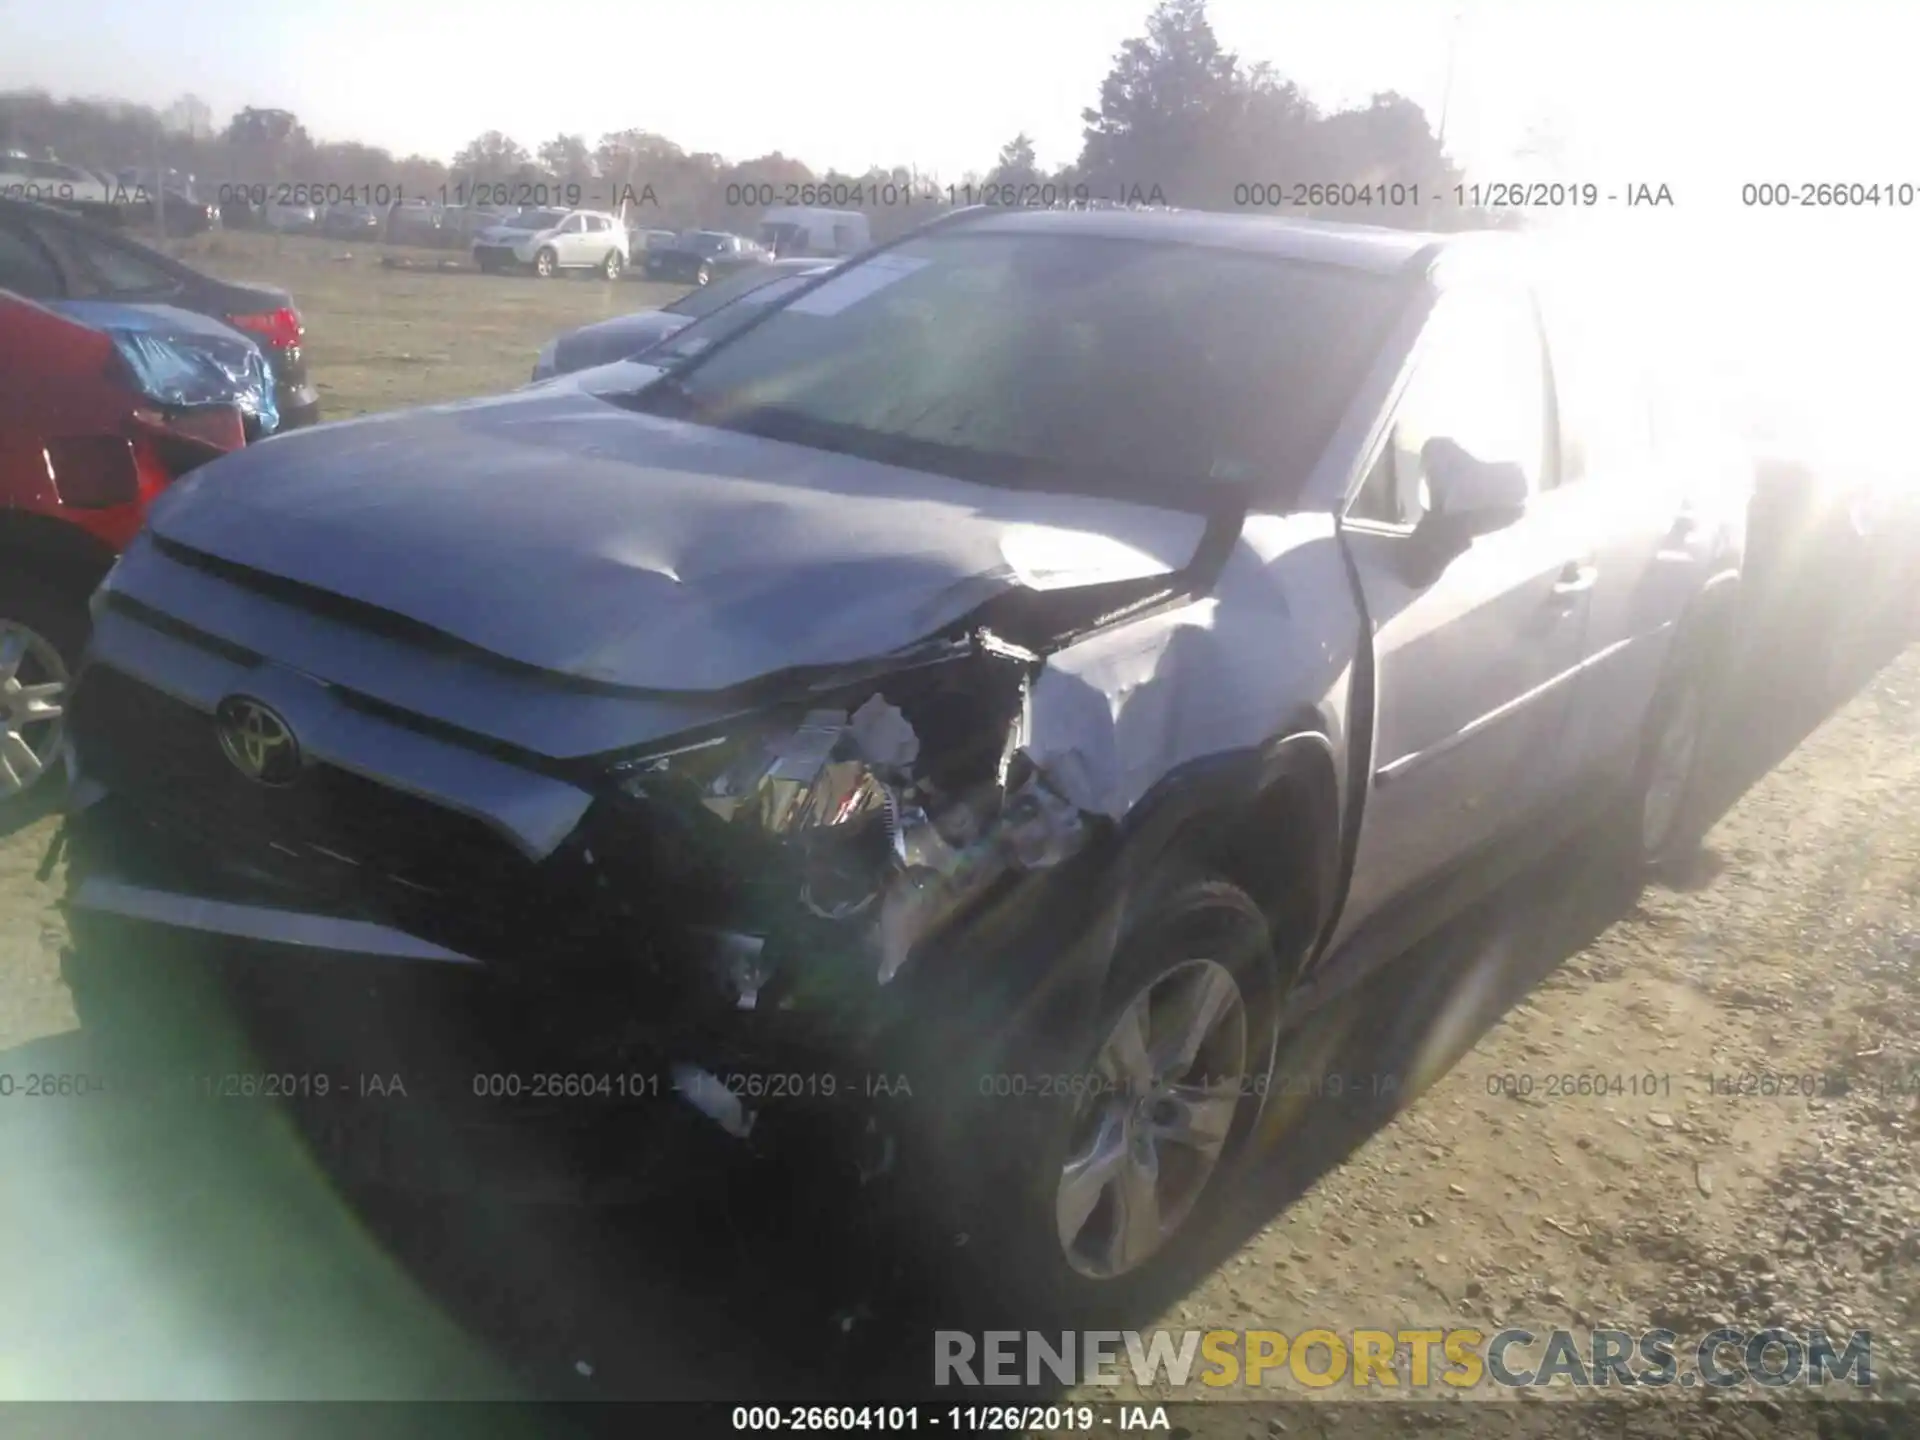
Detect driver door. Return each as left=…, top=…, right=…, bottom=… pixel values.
left=1328, top=284, right=1593, bottom=953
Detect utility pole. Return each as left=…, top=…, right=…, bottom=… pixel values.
left=152, top=133, right=167, bottom=241
left=1437, top=6, right=1464, bottom=153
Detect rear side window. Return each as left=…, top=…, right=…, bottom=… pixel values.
left=1545, top=301, right=1657, bottom=485
left=63, top=231, right=178, bottom=297
left=0, top=223, right=65, bottom=298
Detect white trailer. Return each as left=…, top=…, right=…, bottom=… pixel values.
left=757, top=206, right=871, bottom=259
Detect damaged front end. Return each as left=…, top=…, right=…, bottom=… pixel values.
left=607, top=636, right=1089, bottom=995
left=554, top=628, right=1107, bottom=1155
left=62, top=623, right=1110, bottom=1201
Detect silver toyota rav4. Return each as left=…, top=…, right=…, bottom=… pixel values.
left=58, top=207, right=1745, bottom=1313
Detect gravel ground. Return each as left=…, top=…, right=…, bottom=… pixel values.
left=1, top=564, right=1914, bottom=1425
left=1084, top=612, right=1920, bottom=1421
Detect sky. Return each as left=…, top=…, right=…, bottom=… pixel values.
left=6, top=0, right=1918, bottom=442
left=4, top=0, right=1915, bottom=189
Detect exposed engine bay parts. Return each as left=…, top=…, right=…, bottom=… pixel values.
left=614, top=642, right=1090, bottom=991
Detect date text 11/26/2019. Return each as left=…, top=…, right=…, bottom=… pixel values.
left=1231, top=182, right=1675, bottom=208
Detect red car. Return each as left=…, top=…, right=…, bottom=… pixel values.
left=0, top=293, right=245, bottom=803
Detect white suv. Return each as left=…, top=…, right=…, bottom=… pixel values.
left=472, top=207, right=629, bottom=279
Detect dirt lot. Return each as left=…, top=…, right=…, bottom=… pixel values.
left=0, top=243, right=1914, bottom=1426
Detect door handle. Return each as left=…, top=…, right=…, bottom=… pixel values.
left=1550, top=561, right=1598, bottom=598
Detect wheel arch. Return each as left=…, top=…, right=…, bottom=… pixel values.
left=1115, top=714, right=1343, bottom=979
left=0, top=512, right=118, bottom=600
left=1673, top=564, right=1746, bottom=676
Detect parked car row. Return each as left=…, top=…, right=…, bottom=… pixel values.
left=458, top=203, right=867, bottom=281
left=44, top=205, right=1838, bottom=1320
left=639, top=227, right=770, bottom=284
left=0, top=295, right=256, bottom=799
left=0, top=195, right=322, bottom=800
left=472, top=206, right=632, bottom=278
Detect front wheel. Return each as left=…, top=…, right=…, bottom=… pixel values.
left=694, top=262, right=712, bottom=286
left=534, top=247, right=557, bottom=279
left=0, top=575, right=81, bottom=806
left=956, top=875, right=1281, bottom=1318
left=602, top=250, right=624, bottom=281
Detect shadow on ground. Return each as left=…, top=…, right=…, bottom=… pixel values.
left=0, top=555, right=1909, bottom=1405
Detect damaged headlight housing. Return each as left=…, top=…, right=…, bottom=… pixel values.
left=607, top=686, right=1088, bottom=986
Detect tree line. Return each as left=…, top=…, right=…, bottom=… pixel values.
left=2, top=0, right=1492, bottom=236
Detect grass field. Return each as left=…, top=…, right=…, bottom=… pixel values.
left=160, top=229, right=692, bottom=419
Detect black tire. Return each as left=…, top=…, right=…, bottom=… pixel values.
left=534, top=247, right=557, bottom=279
left=954, top=871, right=1284, bottom=1321
left=1626, top=596, right=1735, bottom=873
left=602, top=250, right=623, bottom=281
left=0, top=572, right=86, bottom=807
left=694, top=262, right=712, bottom=286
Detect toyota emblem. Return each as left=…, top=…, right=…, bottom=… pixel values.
left=214, top=696, right=303, bottom=785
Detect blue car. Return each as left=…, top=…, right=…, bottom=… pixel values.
left=49, top=300, right=280, bottom=438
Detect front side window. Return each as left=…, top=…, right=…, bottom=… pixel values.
left=1351, top=287, right=1550, bottom=526
left=626, top=230, right=1407, bottom=513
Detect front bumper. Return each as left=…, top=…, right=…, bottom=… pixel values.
left=58, top=626, right=1123, bottom=1203
left=274, top=382, right=320, bottom=430
left=58, top=792, right=900, bottom=1199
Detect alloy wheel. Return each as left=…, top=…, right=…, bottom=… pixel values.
left=0, top=620, right=69, bottom=800
left=1055, top=957, right=1248, bottom=1280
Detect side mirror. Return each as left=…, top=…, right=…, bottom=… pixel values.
left=1420, top=436, right=1529, bottom=540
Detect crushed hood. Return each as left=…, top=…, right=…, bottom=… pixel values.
left=145, top=386, right=1208, bottom=692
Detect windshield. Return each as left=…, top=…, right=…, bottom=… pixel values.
left=504, top=209, right=567, bottom=230
left=627, top=230, right=1405, bottom=510
left=684, top=231, right=732, bottom=253
left=664, top=263, right=810, bottom=319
